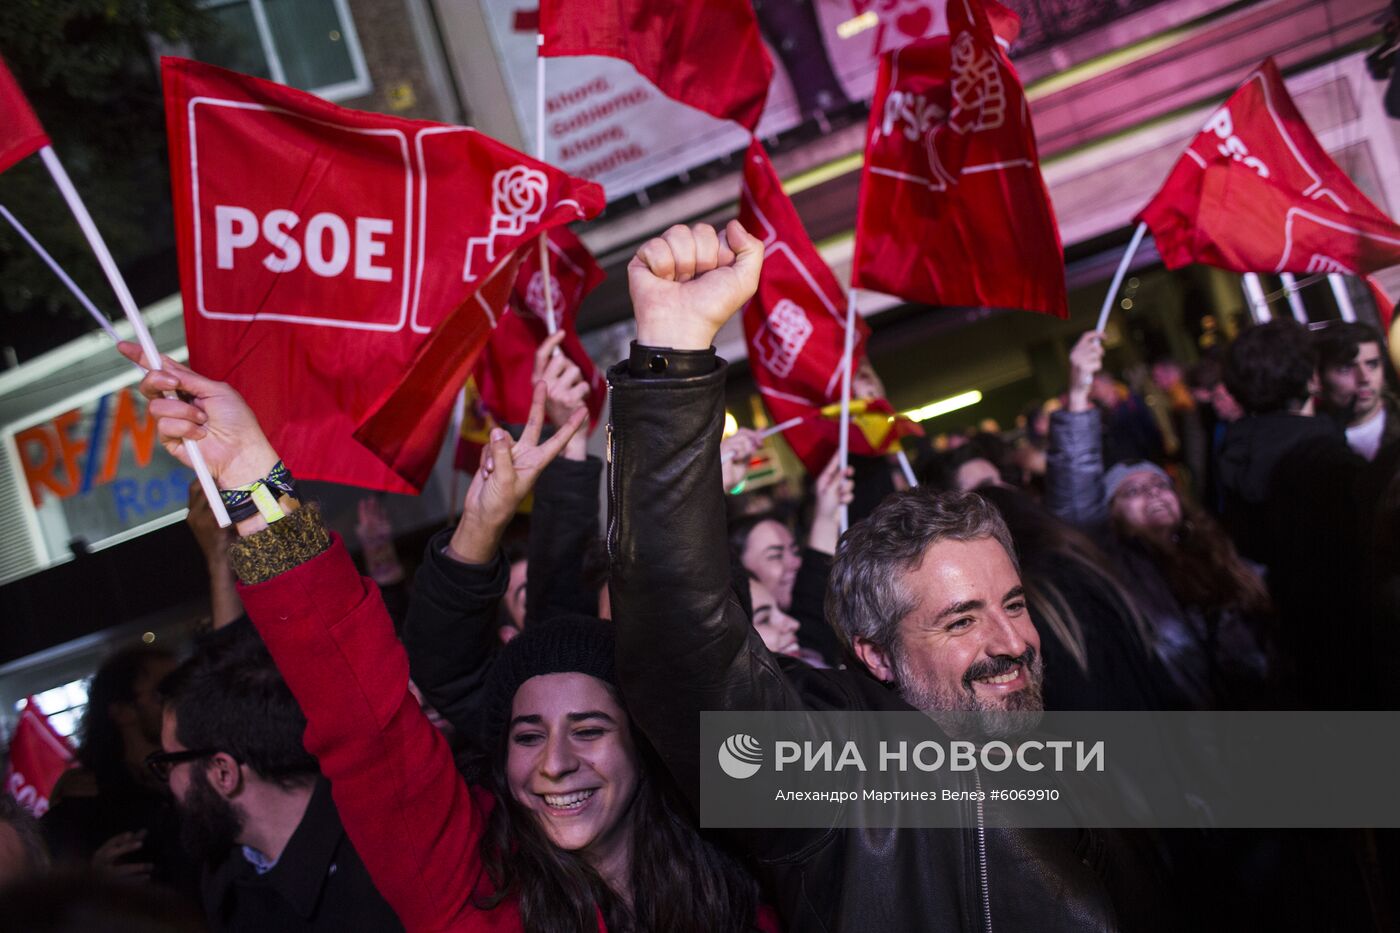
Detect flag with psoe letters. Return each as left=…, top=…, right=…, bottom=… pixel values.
left=163, top=58, right=603, bottom=492
left=1138, top=59, right=1400, bottom=293
left=851, top=0, right=1066, bottom=319
left=5, top=698, right=75, bottom=818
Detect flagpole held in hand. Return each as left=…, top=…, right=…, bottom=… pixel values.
left=535, top=33, right=558, bottom=337
left=39, top=146, right=232, bottom=528
left=1094, top=221, right=1148, bottom=334
left=837, top=288, right=858, bottom=533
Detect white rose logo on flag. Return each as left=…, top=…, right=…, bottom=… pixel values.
left=464, top=166, right=550, bottom=281
left=756, top=299, right=814, bottom=379
left=926, top=32, right=1006, bottom=187
left=523, top=269, right=565, bottom=327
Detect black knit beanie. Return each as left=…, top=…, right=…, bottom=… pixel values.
left=483, top=614, right=617, bottom=746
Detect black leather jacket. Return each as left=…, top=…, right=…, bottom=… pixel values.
left=606, top=352, right=1166, bottom=932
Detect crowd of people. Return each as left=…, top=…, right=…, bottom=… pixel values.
left=1, top=220, right=1397, bottom=931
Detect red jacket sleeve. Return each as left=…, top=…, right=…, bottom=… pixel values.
left=239, top=535, right=497, bottom=933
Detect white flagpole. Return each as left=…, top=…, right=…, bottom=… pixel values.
left=895, top=448, right=918, bottom=488
left=1328, top=274, right=1356, bottom=322
left=1279, top=272, right=1308, bottom=323
left=837, top=288, right=859, bottom=533
left=1241, top=273, right=1272, bottom=322
left=1095, top=222, right=1148, bottom=334
left=758, top=415, right=804, bottom=440
left=0, top=204, right=125, bottom=349
left=39, top=146, right=232, bottom=528
left=535, top=32, right=558, bottom=336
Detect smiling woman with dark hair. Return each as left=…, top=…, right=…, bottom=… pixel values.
left=120, top=341, right=772, bottom=933
left=1047, top=332, right=1273, bottom=709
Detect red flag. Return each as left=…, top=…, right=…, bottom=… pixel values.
left=164, top=58, right=603, bottom=492
left=738, top=139, right=920, bottom=474
left=5, top=698, right=75, bottom=818
left=539, top=0, right=774, bottom=131
left=851, top=0, right=1066, bottom=319
left=1138, top=59, right=1400, bottom=284
left=474, top=226, right=607, bottom=430
left=0, top=56, right=49, bottom=174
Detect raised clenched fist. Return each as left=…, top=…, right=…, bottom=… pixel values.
left=627, top=220, right=763, bottom=351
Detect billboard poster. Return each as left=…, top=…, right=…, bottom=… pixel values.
left=11, top=384, right=196, bottom=561
left=480, top=0, right=881, bottom=199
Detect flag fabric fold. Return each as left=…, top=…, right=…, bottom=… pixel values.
left=738, top=138, right=920, bottom=475
left=0, top=56, right=49, bottom=174
left=539, top=0, right=774, bottom=131
left=163, top=58, right=603, bottom=492
left=851, top=0, right=1066, bottom=319
left=1138, top=58, right=1400, bottom=286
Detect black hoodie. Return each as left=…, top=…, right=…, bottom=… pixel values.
left=1216, top=411, right=1371, bottom=704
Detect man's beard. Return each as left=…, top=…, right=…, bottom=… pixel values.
left=177, top=767, right=244, bottom=864
left=896, top=647, right=1045, bottom=740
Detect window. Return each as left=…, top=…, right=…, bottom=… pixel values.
left=192, top=0, right=371, bottom=101
left=20, top=678, right=90, bottom=740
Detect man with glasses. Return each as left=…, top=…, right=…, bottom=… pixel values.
left=154, top=621, right=401, bottom=932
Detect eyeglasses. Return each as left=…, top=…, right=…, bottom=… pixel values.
left=145, top=748, right=224, bottom=781
left=1116, top=477, right=1173, bottom=501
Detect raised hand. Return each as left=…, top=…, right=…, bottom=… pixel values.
left=808, top=453, right=855, bottom=556
left=628, top=220, right=763, bottom=351
left=447, top=381, right=588, bottom=564
left=119, top=341, right=278, bottom=491
left=1067, top=330, right=1105, bottom=413
left=720, top=428, right=761, bottom=492
left=532, top=330, right=591, bottom=460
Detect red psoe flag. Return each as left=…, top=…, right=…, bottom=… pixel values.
left=851, top=0, right=1066, bottom=319
left=5, top=698, right=75, bottom=818
left=1138, top=59, right=1400, bottom=282
left=739, top=139, right=920, bottom=474
left=539, top=0, right=774, bottom=131
left=163, top=58, right=603, bottom=492
left=474, top=226, right=607, bottom=430
left=0, top=56, right=49, bottom=174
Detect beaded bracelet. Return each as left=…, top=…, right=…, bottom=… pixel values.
left=218, top=460, right=298, bottom=524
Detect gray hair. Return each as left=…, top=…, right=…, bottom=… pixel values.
left=825, top=490, right=1019, bottom=658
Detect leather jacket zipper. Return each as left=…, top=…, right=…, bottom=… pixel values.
left=974, top=768, right=992, bottom=933
left=605, top=385, right=616, bottom=562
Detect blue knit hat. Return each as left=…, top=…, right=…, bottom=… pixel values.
left=1102, top=461, right=1171, bottom=511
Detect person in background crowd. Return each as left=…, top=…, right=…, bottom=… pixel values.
left=0, top=794, right=49, bottom=888
left=121, top=339, right=775, bottom=933
left=1087, top=363, right=1166, bottom=466
left=1047, top=332, right=1272, bottom=709
left=1184, top=354, right=1242, bottom=512
left=0, top=869, right=207, bottom=933
left=727, top=450, right=852, bottom=664
left=156, top=621, right=402, bottom=932
left=353, top=497, right=411, bottom=630
left=188, top=481, right=245, bottom=629
left=43, top=645, right=196, bottom=896
left=1313, top=321, right=1399, bottom=462
left=608, top=221, right=1171, bottom=932
left=1150, top=355, right=1209, bottom=496
left=1216, top=319, right=1378, bottom=706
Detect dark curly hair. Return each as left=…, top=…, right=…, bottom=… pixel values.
left=1224, top=320, right=1316, bottom=414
